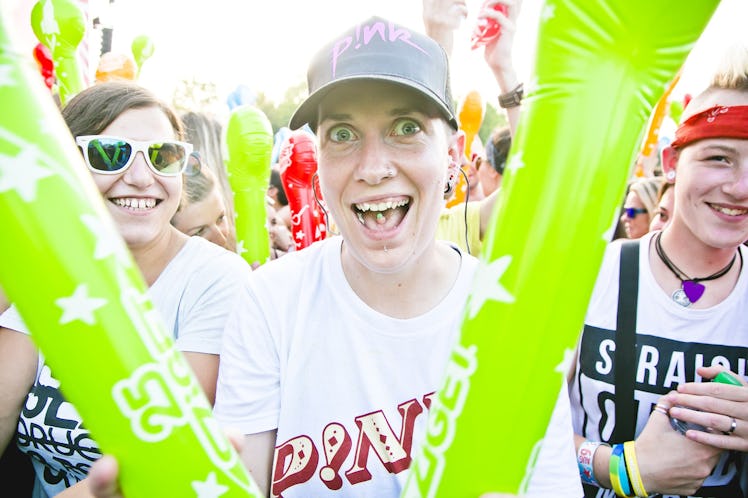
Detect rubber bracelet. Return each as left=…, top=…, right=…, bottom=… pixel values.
left=609, top=443, right=633, bottom=497
left=623, top=441, right=648, bottom=497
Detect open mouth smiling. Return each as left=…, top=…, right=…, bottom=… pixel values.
left=353, top=198, right=411, bottom=230
left=708, top=202, right=748, bottom=217
left=110, top=197, right=161, bottom=210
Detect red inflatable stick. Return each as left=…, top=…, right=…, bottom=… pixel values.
left=278, top=131, right=326, bottom=250
left=470, top=0, right=508, bottom=50
left=32, top=43, right=54, bottom=89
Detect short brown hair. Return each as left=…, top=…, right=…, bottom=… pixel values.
left=62, top=82, right=183, bottom=139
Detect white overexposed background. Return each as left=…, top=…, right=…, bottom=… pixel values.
left=6, top=0, right=748, bottom=113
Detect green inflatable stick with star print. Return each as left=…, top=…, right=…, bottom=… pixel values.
left=403, top=0, right=720, bottom=496
left=0, top=7, right=261, bottom=497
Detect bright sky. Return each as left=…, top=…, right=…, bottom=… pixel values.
left=9, top=0, right=748, bottom=116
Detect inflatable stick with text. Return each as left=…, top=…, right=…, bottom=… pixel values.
left=404, top=1, right=719, bottom=496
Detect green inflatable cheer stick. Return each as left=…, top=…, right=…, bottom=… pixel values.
left=0, top=10, right=261, bottom=498
left=131, top=34, right=155, bottom=78
left=404, top=0, right=718, bottom=496
left=30, top=0, right=86, bottom=106
left=225, top=105, right=273, bottom=267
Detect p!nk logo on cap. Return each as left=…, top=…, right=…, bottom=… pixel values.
left=329, top=21, right=429, bottom=78
left=289, top=16, right=458, bottom=131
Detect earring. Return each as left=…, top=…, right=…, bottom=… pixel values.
left=666, top=170, right=676, bottom=181
left=444, top=164, right=458, bottom=195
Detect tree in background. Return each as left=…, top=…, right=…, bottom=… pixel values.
left=254, top=80, right=307, bottom=133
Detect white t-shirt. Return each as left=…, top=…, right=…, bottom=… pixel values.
left=570, top=232, right=748, bottom=498
left=0, top=236, right=252, bottom=498
left=215, top=236, right=582, bottom=497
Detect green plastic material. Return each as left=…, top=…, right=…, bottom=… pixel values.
left=131, top=34, right=155, bottom=77
left=0, top=10, right=261, bottom=497
left=225, top=105, right=273, bottom=267
left=30, top=0, right=85, bottom=106
left=403, top=0, right=719, bottom=496
left=713, top=372, right=743, bottom=386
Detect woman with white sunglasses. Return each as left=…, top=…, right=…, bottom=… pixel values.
left=0, top=81, right=253, bottom=497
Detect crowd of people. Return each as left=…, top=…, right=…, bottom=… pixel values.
left=2, top=0, right=748, bottom=497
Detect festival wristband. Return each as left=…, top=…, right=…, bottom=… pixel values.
left=578, top=440, right=609, bottom=486
left=623, top=441, right=648, bottom=497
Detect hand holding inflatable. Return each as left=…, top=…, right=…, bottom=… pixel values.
left=470, top=0, right=508, bottom=50
left=30, top=0, right=85, bottom=105
left=404, top=1, right=719, bottom=496
left=0, top=9, right=260, bottom=497
left=278, top=130, right=326, bottom=250
left=225, top=105, right=273, bottom=266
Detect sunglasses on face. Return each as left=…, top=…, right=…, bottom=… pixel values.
left=76, top=135, right=193, bottom=177
left=624, top=207, right=648, bottom=219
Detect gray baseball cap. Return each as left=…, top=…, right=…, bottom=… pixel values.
left=289, top=16, right=458, bottom=131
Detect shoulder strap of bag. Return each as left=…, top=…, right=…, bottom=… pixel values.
left=612, top=239, right=640, bottom=443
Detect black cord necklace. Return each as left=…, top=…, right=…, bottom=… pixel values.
left=654, top=232, right=740, bottom=307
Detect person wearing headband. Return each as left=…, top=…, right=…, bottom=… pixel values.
left=569, top=48, right=748, bottom=497
left=0, top=82, right=253, bottom=497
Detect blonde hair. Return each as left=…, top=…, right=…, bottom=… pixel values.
left=629, top=176, right=664, bottom=215
left=710, top=43, right=748, bottom=90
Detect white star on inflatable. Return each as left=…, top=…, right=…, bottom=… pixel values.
left=0, top=64, right=15, bottom=87
left=235, top=239, right=248, bottom=256
left=0, top=148, right=54, bottom=202
left=541, top=3, right=557, bottom=23
left=81, top=214, right=132, bottom=266
left=554, top=347, right=576, bottom=376
left=37, top=117, right=59, bottom=138
left=295, top=230, right=305, bottom=241
left=40, top=0, right=60, bottom=37
left=467, top=256, right=516, bottom=319
left=191, top=472, right=228, bottom=498
left=56, top=284, right=108, bottom=325
left=504, top=150, right=525, bottom=174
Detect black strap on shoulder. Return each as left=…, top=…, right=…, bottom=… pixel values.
left=612, top=240, right=640, bottom=443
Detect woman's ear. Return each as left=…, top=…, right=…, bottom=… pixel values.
left=661, top=146, right=678, bottom=183
left=451, top=129, right=466, bottom=164
left=443, top=129, right=466, bottom=199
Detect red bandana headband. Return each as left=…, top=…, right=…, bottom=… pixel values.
left=670, top=105, right=748, bottom=149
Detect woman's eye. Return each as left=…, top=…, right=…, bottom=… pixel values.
left=329, top=125, right=356, bottom=142
left=392, top=119, right=420, bottom=136
left=192, top=227, right=206, bottom=237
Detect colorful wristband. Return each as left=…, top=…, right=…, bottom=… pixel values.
left=609, top=443, right=633, bottom=497
left=623, top=441, right=649, bottom=497
left=578, top=440, right=609, bottom=486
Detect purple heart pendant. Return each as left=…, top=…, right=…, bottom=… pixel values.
left=682, top=280, right=705, bottom=303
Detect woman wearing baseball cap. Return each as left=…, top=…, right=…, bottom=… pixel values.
left=78, top=9, right=581, bottom=498
left=212, top=13, right=580, bottom=498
